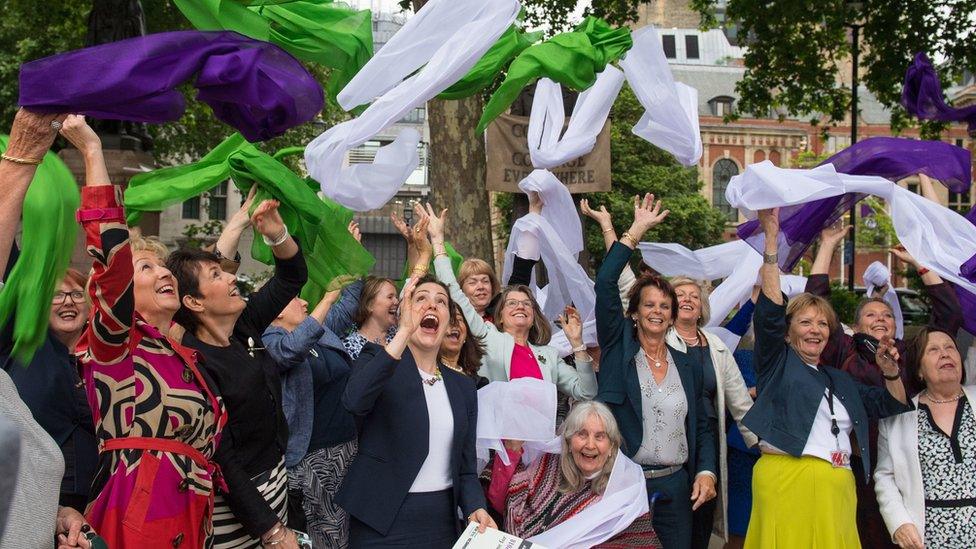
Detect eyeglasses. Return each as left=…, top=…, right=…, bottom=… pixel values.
left=504, top=299, right=533, bottom=309
left=52, top=291, right=85, bottom=305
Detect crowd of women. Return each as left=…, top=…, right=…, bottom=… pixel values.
left=1, top=106, right=975, bottom=549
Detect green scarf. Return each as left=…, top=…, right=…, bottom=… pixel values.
left=173, top=0, right=373, bottom=104
left=123, top=135, right=373, bottom=303
left=0, top=136, right=80, bottom=362
left=437, top=25, right=542, bottom=100
left=476, top=16, right=632, bottom=133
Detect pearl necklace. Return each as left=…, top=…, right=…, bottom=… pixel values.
left=923, top=390, right=964, bottom=404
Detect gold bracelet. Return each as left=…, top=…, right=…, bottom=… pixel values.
left=601, top=227, right=614, bottom=234
left=1, top=153, right=42, bottom=165
left=411, top=268, right=428, bottom=278
left=620, top=232, right=637, bottom=247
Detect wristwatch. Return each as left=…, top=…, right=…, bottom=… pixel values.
left=763, top=252, right=778, bottom=264
left=571, top=343, right=587, bottom=353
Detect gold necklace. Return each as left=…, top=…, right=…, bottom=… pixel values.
left=643, top=348, right=667, bottom=369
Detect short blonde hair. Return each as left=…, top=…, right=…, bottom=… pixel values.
left=559, top=401, right=621, bottom=495
left=786, top=293, right=838, bottom=334
left=130, top=235, right=170, bottom=259
left=669, top=276, right=711, bottom=327
left=458, top=258, right=500, bottom=296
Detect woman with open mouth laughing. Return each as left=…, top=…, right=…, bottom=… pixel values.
left=740, top=208, right=912, bottom=549
left=875, top=327, right=976, bottom=549
left=64, top=115, right=229, bottom=548
left=595, top=194, right=717, bottom=549
left=337, top=276, right=494, bottom=548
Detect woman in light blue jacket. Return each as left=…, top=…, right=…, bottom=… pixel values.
left=426, top=206, right=597, bottom=400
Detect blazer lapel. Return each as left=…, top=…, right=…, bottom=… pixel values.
left=529, top=343, right=552, bottom=383
left=625, top=339, right=643, bottom=420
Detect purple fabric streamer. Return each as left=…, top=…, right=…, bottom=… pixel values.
left=902, top=52, right=976, bottom=133
left=19, top=31, right=323, bottom=142
left=737, top=137, right=972, bottom=270
left=962, top=253, right=976, bottom=284
left=953, top=284, right=976, bottom=336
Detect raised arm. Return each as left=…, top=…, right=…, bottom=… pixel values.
left=427, top=204, right=492, bottom=339
left=808, top=221, right=849, bottom=282
left=582, top=198, right=637, bottom=307
left=753, top=209, right=791, bottom=387
left=63, top=116, right=135, bottom=364
left=209, top=186, right=255, bottom=275
left=0, top=109, right=65, bottom=277
left=889, top=246, right=962, bottom=334
left=507, top=192, right=544, bottom=286
left=552, top=307, right=597, bottom=399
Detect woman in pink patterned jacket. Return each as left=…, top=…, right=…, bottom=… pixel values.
left=65, top=116, right=228, bottom=548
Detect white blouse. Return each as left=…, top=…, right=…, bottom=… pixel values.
left=409, top=369, right=455, bottom=492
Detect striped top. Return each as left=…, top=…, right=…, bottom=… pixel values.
left=499, top=452, right=659, bottom=548
left=78, top=185, right=227, bottom=548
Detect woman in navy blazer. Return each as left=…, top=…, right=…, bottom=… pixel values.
left=742, top=208, right=911, bottom=548
left=337, top=276, right=494, bottom=548
left=595, top=195, right=717, bottom=549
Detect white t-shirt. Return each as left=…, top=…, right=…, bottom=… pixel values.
left=409, top=369, right=456, bottom=492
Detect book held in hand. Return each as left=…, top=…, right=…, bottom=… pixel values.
left=452, top=522, right=548, bottom=549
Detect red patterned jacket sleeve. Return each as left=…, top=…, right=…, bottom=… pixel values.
left=80, top=185, right=134, bottom=364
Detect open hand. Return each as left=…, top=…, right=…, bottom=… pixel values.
left=627, top=193, right=669, bottom=241
left=559, top=306, right=584, bottom=348
left=251, top=199, right=286, bottom=240
left=580, top=198, right=612, bottom=229
left=424, top=203, right=448, bottom=242
left=347, top=220, right=361, bottom=243
left=820, top=221, right=849, bottom=248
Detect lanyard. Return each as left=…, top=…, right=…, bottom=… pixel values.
left=818, top=367, right=841, bottom=439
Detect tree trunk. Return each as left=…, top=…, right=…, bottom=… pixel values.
left=410, top=0, right=494, bottom=262
left=426, top=96, right=494, bottom=262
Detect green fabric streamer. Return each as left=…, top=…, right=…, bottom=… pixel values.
left=225, top=147, right=374, bottom=303
left=0, top=136, right=80, bottom=363
left=124, top=133, right=248, bottom=226
left=174, top=0, right=373, bottom=104
left=437, top=25, right=542, bottom=100
left=397, top=241, right=463, bottom=288
left=476, top=16, right=632, bottom=134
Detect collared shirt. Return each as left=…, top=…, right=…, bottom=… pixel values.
left=633, top=351, right=688, bottom=467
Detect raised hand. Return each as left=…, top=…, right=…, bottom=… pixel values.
left=876, top=335, right=900, bottom=376
left=626, top=193, right=669, bottom=243
left=758, top=208, right=779, bottom=237
left=6, top=108, right=66, bottom=160
left=347, top=220, right=361, bottom=243
left=250, top=199, right=286, bottom=240
left=580, top=198, right=613, bottom=229
left=58, top=115, right=101, bottom=155
left=820, top=220, right=849, bottom=248
left=889, top=246, right=919, bottom=269
left=424, top=203, right=448, bottom=243
left=397, top=278, right=420, bottom=335
left=559, top=306, right=584, bottom=348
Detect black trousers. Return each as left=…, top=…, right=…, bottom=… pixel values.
left=646, top=468, right=693, bottom=549
left=349, top=489, right=457, bottom=548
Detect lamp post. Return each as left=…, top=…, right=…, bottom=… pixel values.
left=845, top=1, right=863, bottom=292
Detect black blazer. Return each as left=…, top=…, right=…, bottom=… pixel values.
left=594, top=242, right=716, bottom=477
left=337, top=342, right=484, bottom=536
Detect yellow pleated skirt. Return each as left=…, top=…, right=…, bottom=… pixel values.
left=744, top=454, right=861, bottom=549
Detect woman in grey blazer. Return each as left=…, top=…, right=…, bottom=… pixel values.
left=426, top=206, right=597, bottom=400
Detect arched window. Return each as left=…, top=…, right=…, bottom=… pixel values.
left=712, top=159, right=739, bottom=222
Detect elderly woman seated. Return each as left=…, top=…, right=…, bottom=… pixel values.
left=875, top=327, right=976, bottom=549
left=487, top=401, right=660, bottom=548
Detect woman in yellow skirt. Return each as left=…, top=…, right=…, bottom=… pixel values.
left=741, top=210, right=912, bottom=548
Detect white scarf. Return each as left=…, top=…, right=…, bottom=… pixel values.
left=476, top=378, right=557, bottom=468
left=502, top=213, right=597, bottom=325
left=620, top=26, right=702, bottom=166
left=726, top=161, right=976, bottom=302
left=517, top=169, right=584, bottom=256
left=306, top=0, right=519, bottom=210
left=527, top=67, right=625, bottom=169
left=863, top=261, right=904, bottom=339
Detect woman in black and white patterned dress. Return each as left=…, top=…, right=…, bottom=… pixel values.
left=875, top=327, right=976, bottom=549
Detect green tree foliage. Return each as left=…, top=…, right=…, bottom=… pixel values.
left=691, top=0, right=976, bottom=137
left=582, top=84, right=728, bottom=270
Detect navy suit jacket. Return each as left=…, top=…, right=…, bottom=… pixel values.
left=337, top=342, right=484, bottom=535
left=594, top=242, right=716, bottom=477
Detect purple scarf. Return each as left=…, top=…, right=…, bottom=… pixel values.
left=19, top=31, right=323, bottom=142
left=902, top=52, right=976, bottom=133
left=736, top=137, right=971, bottom=269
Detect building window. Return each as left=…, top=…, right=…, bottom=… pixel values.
left=182, top=197, right=200, bottom=220
left=662, top=35, right=676, bottom=59
left=712, top=159, right=739, bottom=222
left=949, top=189, right=972, bottom=213
left=207, top=181, right=228, bottom=220
left=685, top=35, right=700, bottom=59
left=708, top=96, right=735, bottom=116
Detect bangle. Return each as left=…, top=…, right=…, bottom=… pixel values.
left=882, top=369, right=901, bottom=381
left=262, top=524, right=284, bottom=544
left=1, top=153, right=42, bottom=165
left=411, top=268, right=428, bottom=278
left=763, top=251, right=778, bottom=264
left=620, top=232, right=637, bottom=247
left=572, top=343, right=587, bottom=353
left=262, top=226, right=289, bottom=247
left=917, top=267, right=929, bottom=276
left=601, top=227, right=614, bottom=234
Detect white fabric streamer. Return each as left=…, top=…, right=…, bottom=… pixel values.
left=527, top=448, right=649, bottom=549
left=863, top=261, right=904, bottom=339
left=726, top=161, right=976, bottom=303
left=620, top=26, right=702, bottom=166
left=307, top=0, right=519, bottom=210
left=518, top=169, right=583, bottom=256
left=527, top=67, right=625, bottom=169
left=502, top=213, right=596, bottom=324
left=476, top=378, right=557, bottom=468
